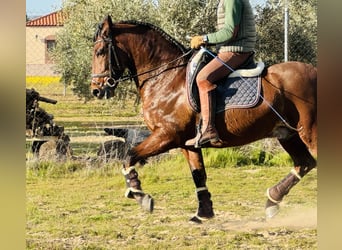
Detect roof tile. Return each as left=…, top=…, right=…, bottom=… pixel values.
left=26, top=11, right=65, bottom=26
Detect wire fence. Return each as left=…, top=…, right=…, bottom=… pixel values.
left=254, top=1, right=317, bottom=66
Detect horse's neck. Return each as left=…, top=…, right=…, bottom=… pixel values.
left=133, top=41, right=182, bottom=69
left=127, top=35, right=185, bottom=85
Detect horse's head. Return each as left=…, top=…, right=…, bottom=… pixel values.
left=91, top=15, right=127, bottom=99
left=91, top=17, right=189, bottom=99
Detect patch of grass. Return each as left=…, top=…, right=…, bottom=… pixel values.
left=26, top=158, right=317, bottom=249
left=26, top=160, right=88, bottom=179
left=203, top=145, right=292, bottom=168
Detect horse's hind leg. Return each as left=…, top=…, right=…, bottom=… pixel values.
left=182, top=148, right=214, bottom=223
left=265, top=133, right=317, bottom=218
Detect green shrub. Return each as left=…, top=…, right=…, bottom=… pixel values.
left=202, top=144, right=292, bottom=168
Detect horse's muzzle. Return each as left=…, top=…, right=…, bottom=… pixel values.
left=92, top=87, right=107, bottom=99
left=92, top=86, right=114, bottom=99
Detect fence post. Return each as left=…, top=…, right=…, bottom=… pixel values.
left=284, top=0, right=289, bottom=62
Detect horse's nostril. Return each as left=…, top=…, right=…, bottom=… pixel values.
left=92, top=89, right=100, bottom=96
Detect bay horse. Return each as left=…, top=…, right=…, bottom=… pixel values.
left=90, top=15, right=317, bottom=223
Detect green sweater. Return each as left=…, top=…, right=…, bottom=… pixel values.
left=207, top=0, right=256, bottom=53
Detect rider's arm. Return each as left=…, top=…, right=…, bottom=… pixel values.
left=206, top=0, right=242, bottom=44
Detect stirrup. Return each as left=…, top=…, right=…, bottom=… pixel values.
left=185, top=133, right=201, bottom=147
left=197, top=132, right=219, bottom=145
left=185, top=121, right=202, bottom=147
left=196, top=126, right=220, bottom=147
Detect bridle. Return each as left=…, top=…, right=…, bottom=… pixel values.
left=91, top=37, right=128, bottom=90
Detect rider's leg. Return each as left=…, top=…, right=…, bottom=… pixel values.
left=186, top=51, right=252, bottom=147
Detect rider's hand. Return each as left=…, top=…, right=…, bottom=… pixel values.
left=190, top=35, right=204, bottom=49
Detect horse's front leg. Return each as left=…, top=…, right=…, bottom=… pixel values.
left=121, top=131, right=175, bottom=213
left=121, top=165, right=154, bottom=213
left=182, top=148, right=214, bottom=223
left=265, top=134, right=317, bottom=218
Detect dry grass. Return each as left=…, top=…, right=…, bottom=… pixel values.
left=26, top=158, right=317, bottom=249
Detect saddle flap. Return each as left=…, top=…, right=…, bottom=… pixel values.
left=186, top=49, right=263, bottom=113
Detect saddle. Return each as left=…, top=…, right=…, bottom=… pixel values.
left=186, top=48, right=265, bottom=113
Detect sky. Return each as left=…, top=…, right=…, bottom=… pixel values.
left=26, top=0, right=266, bottom=17
left=26, top=0, right=63, bottom=16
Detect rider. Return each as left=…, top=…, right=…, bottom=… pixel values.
left=185, top=0, right=256, bottom=147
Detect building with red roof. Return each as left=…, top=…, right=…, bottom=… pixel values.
left=26, top=11, right=65, bottom=76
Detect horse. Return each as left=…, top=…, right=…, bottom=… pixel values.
left=90, top=15, right=317, bottom=223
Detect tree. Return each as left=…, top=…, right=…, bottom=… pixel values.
left=53, top=0, right=317, bottom=99
left=154, top=0, right=217, bottom=45
left=254, top=0, right=317, bottom=65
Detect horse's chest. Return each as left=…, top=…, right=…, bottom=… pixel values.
left=142, top=92, right=181, bottom=129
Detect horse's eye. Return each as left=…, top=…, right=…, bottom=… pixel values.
left=96, top=48, right=105, bottom=57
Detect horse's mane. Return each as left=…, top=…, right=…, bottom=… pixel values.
left=118, top=20, right=188, bottom=54
left=94, top=19, right=188, bottom=54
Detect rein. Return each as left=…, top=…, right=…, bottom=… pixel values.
left=91, top=37, right=192, bottom=88
left=133, top=50, right=191, bottom=88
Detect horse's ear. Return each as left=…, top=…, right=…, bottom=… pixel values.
left=106, top=15, right=113, bottom=27
left=101, top=15, right=113, bottom=38
left=100, top=15, right=113, bottom=38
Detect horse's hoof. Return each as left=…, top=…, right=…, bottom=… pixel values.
left=265, top=200, right=280, bottom=219
left=189, top=215, right=211, bottom=224
left=141, top=194, right=154, bottom=213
